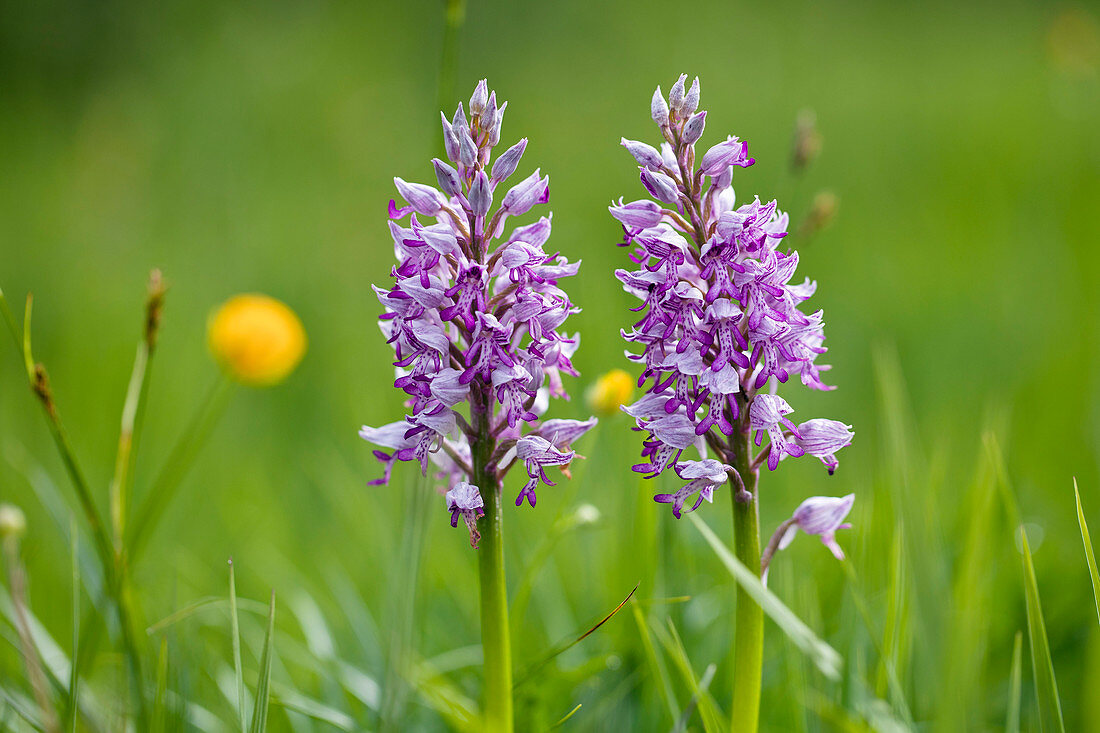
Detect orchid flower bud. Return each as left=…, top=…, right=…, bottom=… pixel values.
left=669, top=73, right=687, bottom=114
left=491, top=138, right=527, bottom=184
left=488, top=101, right=507, bottom=147
left=609, top=198, right=664, bottom=229
left=639, top=168, right=679, bottom=205
left=682, top=77, right=700, bottom=116
left=468, top=169, right=492, bottom=216
left=621, top=138, right=665, bottom=170
left=651, top=86, right=670, bottom=127
left=682, top=111, right=707, bottom=145
left=457, top=126, right=478, bottom=167
left=502, top=169, right=549, bottom=216
left=440, top=112, right=459, bottom=162
left=433, top=158, right=462, bottom=198
left=469, top=79, right=489, bottom=116
left=394, top=177, right=444, bottom=216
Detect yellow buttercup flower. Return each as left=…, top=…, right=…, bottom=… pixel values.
left=585, top=368, right=635, bottom=416
left=208, top=294, right=306, bottom=386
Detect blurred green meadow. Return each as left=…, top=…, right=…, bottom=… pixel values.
left=2, top=0, right=1100, bottom=729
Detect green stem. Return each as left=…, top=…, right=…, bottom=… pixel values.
left=730, top=430, right=762, bottom=732
left=472, top=385, right=512, bottom=733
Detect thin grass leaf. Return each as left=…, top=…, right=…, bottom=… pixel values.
left=1007, top=630, right=1023, bottom=733
left=0, top=587, right=110, bottom=724
left=153, top=638, right=169, bottom=733
left=688, top=513, right=843, bottom=679
left=0, top=684, right=44, bottom=732
left=876, top=524, right=906, bottom=700
left=108, top=339, right=151, bottom=546
left=514, top=583, right=637, bottom=687
left=380, top=472, right=433, bottom=732
left=146, top=596, right=268, bottom=635
left=248, top=592, right=276, bottom=733
left=652, top=619, right=723, bottom=733
left=2, top=446, right=106, bottom=609
left=230, top=561, right=245, bottom=732
left=1019, top=527, right=1065, bottom=733
left=1073, top=479, right=1100, bottom=626
left=672, top=663, right=716, bottom=733
left=548, top=703, right=582, bottom=730
left=67, top=517, right=79, bottom=733
left=985, top=433, right=1021, bottom=529
left=271, top=686, right=355, bottom=731
left=126, top=375, right=233, bottom=560
left=408, top=655, right=480, bottom=733
left=629, top=599, right=679, bottom=723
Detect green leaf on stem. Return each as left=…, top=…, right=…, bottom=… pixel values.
left=688, top=513, right=843, bottom=680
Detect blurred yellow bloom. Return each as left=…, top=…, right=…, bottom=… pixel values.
left=208, top=294, right=306, bottom=386
left=586, top=368, right=635, bottom=416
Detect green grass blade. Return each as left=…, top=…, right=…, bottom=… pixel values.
left=629, top=599, right=679, bottom=723
left=1073, top=479, right=1100, bottom=625
left=1007, top=630, right=1022, bottom=733
left=1019, top=527, right=1065, bottom=733
left=126, top=375, right=233, bottom=560
left=153, top=637, right=169, bottom=732
left=109, top=340, right=151, bottom=546
left=230, top=561, right=246, bottom=732
left=0, top=684, right=44, bottom=731
left=688, top=513, right=843, bottom=679
left=513, top=583, right=636, bottom=687
left=548, top=703, right=582, bottom=729
left=271, top=686, right=355, bottom=731
left=248, top=591, right=276, bottom=733
left=146, top=596, right=268, bottom=635
left=671, top=663, right=717, bottom=733
left=67, top=517, right=79, bottom=733
left=653, top=619, right=723, bottom=733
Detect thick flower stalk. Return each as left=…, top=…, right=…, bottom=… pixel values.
left=611, top=75, right=855, bottom=731
left=360, top=80, right=594, bottom=733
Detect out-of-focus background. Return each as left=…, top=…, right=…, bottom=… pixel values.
left=2, top=0, right=1099, bottom=729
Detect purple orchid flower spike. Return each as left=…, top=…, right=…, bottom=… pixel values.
left=359, top=80, right=594, bottom=548
left=610, top=74, right=853, bottom=513
left=611, top=73, right=856, bottom=730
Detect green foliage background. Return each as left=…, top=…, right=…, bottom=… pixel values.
left=1, top=0, right=1099, bottom=729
